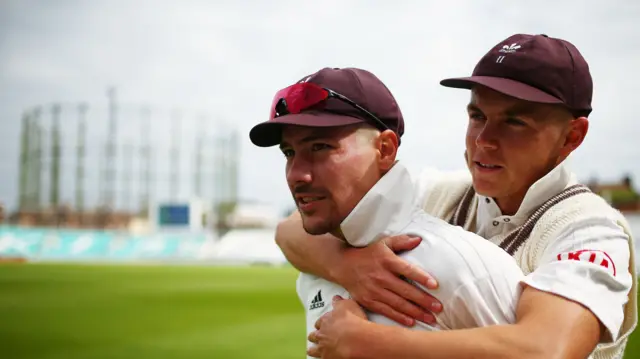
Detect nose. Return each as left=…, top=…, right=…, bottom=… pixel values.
left=475, top=121, right=499, bottom=150
left=286, top=156, right=313, bottom=188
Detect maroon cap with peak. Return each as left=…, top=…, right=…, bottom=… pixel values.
left=249, top=67, right=404, bottom=147
left=440, top=34, right=593, bottom=117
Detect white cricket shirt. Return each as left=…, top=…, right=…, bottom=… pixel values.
left=412, top=162, right=635, bottom=345
left=296, top=162, right=525, bottom=358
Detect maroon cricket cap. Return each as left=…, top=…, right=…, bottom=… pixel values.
left=440, top=34, right=593, bottom=117
left=249, top=67, right=404, bottom=147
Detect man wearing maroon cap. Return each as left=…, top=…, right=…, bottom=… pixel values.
left=277, top=34, right=637, bottom=359
left=251, top=67, right=528, bottom=359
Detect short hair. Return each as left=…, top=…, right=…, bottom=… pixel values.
left=353, top=124, right=381, bottom=146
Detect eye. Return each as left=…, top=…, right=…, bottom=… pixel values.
left=506, top=117, right=526, bottom=126
left=281, top=148, right=294, bottom=158
left=469, top=112, right=485, bottom=121
left=311, top=143, right=331, bottom=151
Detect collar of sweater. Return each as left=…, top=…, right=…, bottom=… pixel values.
left=340, top=161, right=418, bottom=247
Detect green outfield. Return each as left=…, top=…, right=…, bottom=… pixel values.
left=0, top=263, right=639, bottom=359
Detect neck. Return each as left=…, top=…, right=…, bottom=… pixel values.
left=494, top=193, right=525, bottom=216
left=339, top=162, right=417, bottom=247
left=492, top=162, right=570, bottom=216
left=330, top=228, right=346, bottom=242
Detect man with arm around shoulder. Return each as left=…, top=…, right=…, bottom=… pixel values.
left=279, top=34, right=637, bottom=359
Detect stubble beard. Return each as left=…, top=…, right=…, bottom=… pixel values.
left=301, top=213, right=340, bottom=236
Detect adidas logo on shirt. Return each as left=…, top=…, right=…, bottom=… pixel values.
left=309, top=290, right=324, bottom=310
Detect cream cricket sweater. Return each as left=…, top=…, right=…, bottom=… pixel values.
left=415, top=168, right=637, bottom=359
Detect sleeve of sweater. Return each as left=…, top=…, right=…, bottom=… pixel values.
left=520, top=215, right=634, bottom=344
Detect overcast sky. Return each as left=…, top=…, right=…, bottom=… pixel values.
left=1, top=0, right=638, bottom=215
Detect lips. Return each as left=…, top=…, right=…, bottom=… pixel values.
left=472, top=159, right=504, bottom=174
left=298, top=196, right=323, bottom=204
left=475, top=161, right=502, bottom=169
left=295, top=194, right=327, bottom=213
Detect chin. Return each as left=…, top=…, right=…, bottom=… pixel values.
left=303, top=225, right=329, bottom=236
left=301, top=219, right=334, bottom=236
left=472, top=179, right=502, bottom=198
left=302, top=214, right=340, bottom=236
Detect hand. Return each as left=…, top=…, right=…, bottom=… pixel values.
left=333, top=235, right=442, bottom=326
left=308, top=296, right=368, bottom=359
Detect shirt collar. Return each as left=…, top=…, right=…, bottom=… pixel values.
left=477, top=161, right=578, bottom=221
left=340, top=161, right=417, bottom=247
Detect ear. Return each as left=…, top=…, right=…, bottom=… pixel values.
left=378, top=130, right=399, bottom=170
left=560, top=117, right=589, bottom=157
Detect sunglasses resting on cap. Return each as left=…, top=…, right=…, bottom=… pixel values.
left=249, top=67, right=405, bottom=147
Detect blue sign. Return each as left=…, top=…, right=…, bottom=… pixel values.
left=158, top=205, right=190, bottom=226
left=0, top=226, right=208, bottom=261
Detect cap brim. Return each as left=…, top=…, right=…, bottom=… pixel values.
left=249, top=112, right=365, bottom=147
left=440, top=76, right=563, bottom=104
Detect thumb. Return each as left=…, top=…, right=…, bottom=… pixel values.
left=384, top=235, right=422, bottom=253
left=333, top=295, right=344, bottom=304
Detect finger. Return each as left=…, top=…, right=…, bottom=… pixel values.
left=308, top=330, right=319, bottom=344
left=383, top=235, right=422, bottom=253
left=387, top=256, right=438, bottom=290
left=307, top=345, right=321, bottom=358
left=385, top=272, right=443, bottom=314
left=365, top=295, right=415, bottom=327
left=378, top=288, right=438, bottom=325
left=314, top=313, right=327, bottom=330
left=332, top=297, right=367, bottom=319
left=332, top=295, right=344, bottom=304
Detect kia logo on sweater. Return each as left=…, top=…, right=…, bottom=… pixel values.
left=557, top=249, right=616, bottom=276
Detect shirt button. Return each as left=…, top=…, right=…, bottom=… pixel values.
left=492, top=221, right=499, bottom=226
left=504, top=218, right=510, bottom=223
left=485, top=198, right=491, bottom=203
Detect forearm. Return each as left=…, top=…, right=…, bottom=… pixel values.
left=351, top=322, right=545, bottom=359
left=275, top=212, right=346, bottom=281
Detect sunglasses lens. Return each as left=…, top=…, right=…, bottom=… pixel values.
left=269, top=83, right=329, bottom=120
left=275, top=98, right=289, bottom=117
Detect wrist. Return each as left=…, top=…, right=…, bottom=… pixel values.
left=345, top=319, right=384, bottom=359
left=327, top=242, right=349, bottom=284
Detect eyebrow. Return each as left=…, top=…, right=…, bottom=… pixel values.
left=467, top=103, right=482, bottom=113
left=467, top=102, right=538, bottom=118
left=279, top=134, right=331, bottom=150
